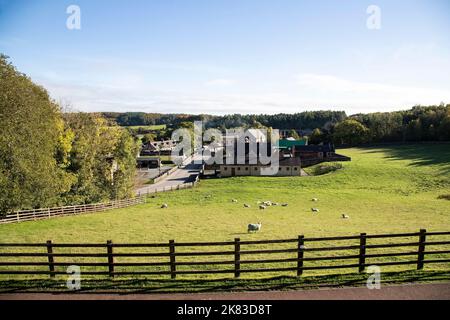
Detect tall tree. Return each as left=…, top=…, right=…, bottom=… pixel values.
left=0, top=55, right=73, bottom=214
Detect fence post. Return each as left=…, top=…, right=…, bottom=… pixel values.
left=169, top=240, right=176, bottom=279
left=297, top=235, right=305, bottom=276
left=234, top=238, right=241, bottom=278
left=16, top=211, right=19, bottom=223
left=359, top=233, right=367, bottom=272
left=48, top=208, right=51, bottom=218
left=46, top=240, right=55, bottom=278
left=417, top=229, right=427, bottom=270
left=107, top=240, right=114, bottom=277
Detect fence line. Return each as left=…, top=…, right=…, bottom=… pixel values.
left=0, top=229, right=449, bottom=279
left=0, top=180, right=199, bottom=225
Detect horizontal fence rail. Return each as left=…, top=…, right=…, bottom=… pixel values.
left=0, top=180, right=199, bottom=225
left=0, top=229, right=449, bottom=279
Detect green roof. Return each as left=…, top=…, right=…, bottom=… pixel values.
left=278, top=139, right=308, bottom=148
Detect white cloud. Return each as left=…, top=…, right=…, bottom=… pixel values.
left=204, top=78, right=235, bottom=87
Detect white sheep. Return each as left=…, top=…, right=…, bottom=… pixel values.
left=281, top=203, right=288, bottom=207
left=311, top=208, right=320, bottom=213
left=312, top=198, right=318, bottom=202
left=263, top=201, right=272, bottom=206
left=342, top=214, right=350, bottom=219
left=259, top=205, right=267, bottom=210
left=248, top=222, right=262, bottom=233
left=231, top=199, right=238, bottom=203
left=161, top=203, right=168, bottom=208
left=244, top=204, right=251, bottom=208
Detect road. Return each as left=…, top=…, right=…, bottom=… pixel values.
left=135, top=155, right=203, bottom=195
left=1, top=283, right=449, bottom=300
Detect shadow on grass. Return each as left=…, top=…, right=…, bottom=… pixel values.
left=359, top=144, right=450, bottom=174
left=1, top=270, right=449, bottom=295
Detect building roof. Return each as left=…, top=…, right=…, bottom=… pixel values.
left=278, top=139, right=308, bottom=148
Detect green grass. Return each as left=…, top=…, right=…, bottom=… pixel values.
left=125, top=124, right=166, bottom=131
left=0, top=144, right=449, bottom=284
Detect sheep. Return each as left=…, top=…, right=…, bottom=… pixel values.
left=341, top=214, right=350, bottom=219
left=281, top=203, right=288, bottom=207
left=311, top=208, right=320, bottom=213
left=263, top=201, right=272, bottom=206
left=161, top=203, right=168, bottom=208
left=244, top=204, right=251, bottom=208
left=272, top=202, right=279, bottom=206
left=311, top=198, right=318, bottom=202
left=259, top=205, right=267, bottom=210
left=231, top=199, right=238, bottom=203
left=248, top=222, right=262, bottom=233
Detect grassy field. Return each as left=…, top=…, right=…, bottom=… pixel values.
left=125, top=124, right=166, bottom=131
left=0, top=144, right=449, bottom=284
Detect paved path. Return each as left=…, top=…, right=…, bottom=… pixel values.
left=1, top=283, right=449, bottom=300
left=135, top=155, right=202, bottom=195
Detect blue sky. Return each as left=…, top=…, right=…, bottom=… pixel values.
left=1, top=0, right=449, bottom=115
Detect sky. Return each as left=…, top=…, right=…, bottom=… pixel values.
left=0, top=0, right=450, bottom=115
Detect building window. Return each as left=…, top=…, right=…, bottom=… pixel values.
left=286, top=167, right=289, bottom=170
left=224, top=167, right=227, bottom=171
left=237, top=167, right=241, bottom=171
left=245, top=167, right=248, bottom=170
left=254, top=167, right=257, bottom=170
left=294, top=167, right=298, bottom=171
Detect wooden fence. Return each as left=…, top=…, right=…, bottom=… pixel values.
left=0, top=179, right=199, bottom=225
left=0, top=229, right=449, bottom=279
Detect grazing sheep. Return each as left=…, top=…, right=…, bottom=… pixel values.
left=341, top=214, right=350, bottom=219
left=311, top=208, right=320, bottom=213
left=263, top=201, right=272, bottom=206
left=259, top=205, right=267, bottom=210
left=161, top=203, right=168, bottom=208
left=311, top=198, right=318, bottom=202
left=281, top=203, right=288, bottom=207
left=248, top=222, right=262, bottom=233
left=244, top=204, right=251, bottom=208
left=272, top=202, right=279, bottom=206
left=231, top=199, right=238, bottom=203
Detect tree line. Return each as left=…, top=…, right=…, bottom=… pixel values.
left=104, top=105, right=450, bottom=146
left=0, top=55, right=139, bottom=214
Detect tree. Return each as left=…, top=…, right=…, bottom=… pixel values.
left=288, top=129, right=301, bottom=140
left=309, top=128, right=324, bottom=144
left=141, top=133, right=156, bottom=145
left=0, top=54, right=73, bottom=214
left=333, top=119, right=369, bottom=145
left=62, top=113, right=139, bottom=204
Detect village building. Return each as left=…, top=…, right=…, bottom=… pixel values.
left=140, top=140, right=177, bottom=156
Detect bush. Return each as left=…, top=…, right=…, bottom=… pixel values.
left=312, top=163, right=343, bottom=176
left=437, top=194, right=450, bottom=201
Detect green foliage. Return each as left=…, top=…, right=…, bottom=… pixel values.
left=309, top=162, right=343, bottom=176
left=0, top=55, right=139, bottom=212
left=0, top=54, right=73, bottom=214
left=141, top=133, right=156, bottom=144
left=308, top=128, right=324, bottom=144
left=288, top=129, right=301, bottom=140
left=63, top=113, right=139, bottom=204
left=333, top=119, right=370, bottom=145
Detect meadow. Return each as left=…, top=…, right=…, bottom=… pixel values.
left=0, top=144, right=449, bottom=285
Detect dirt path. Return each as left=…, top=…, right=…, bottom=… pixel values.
left=2, top=283, right=449, bottom=300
